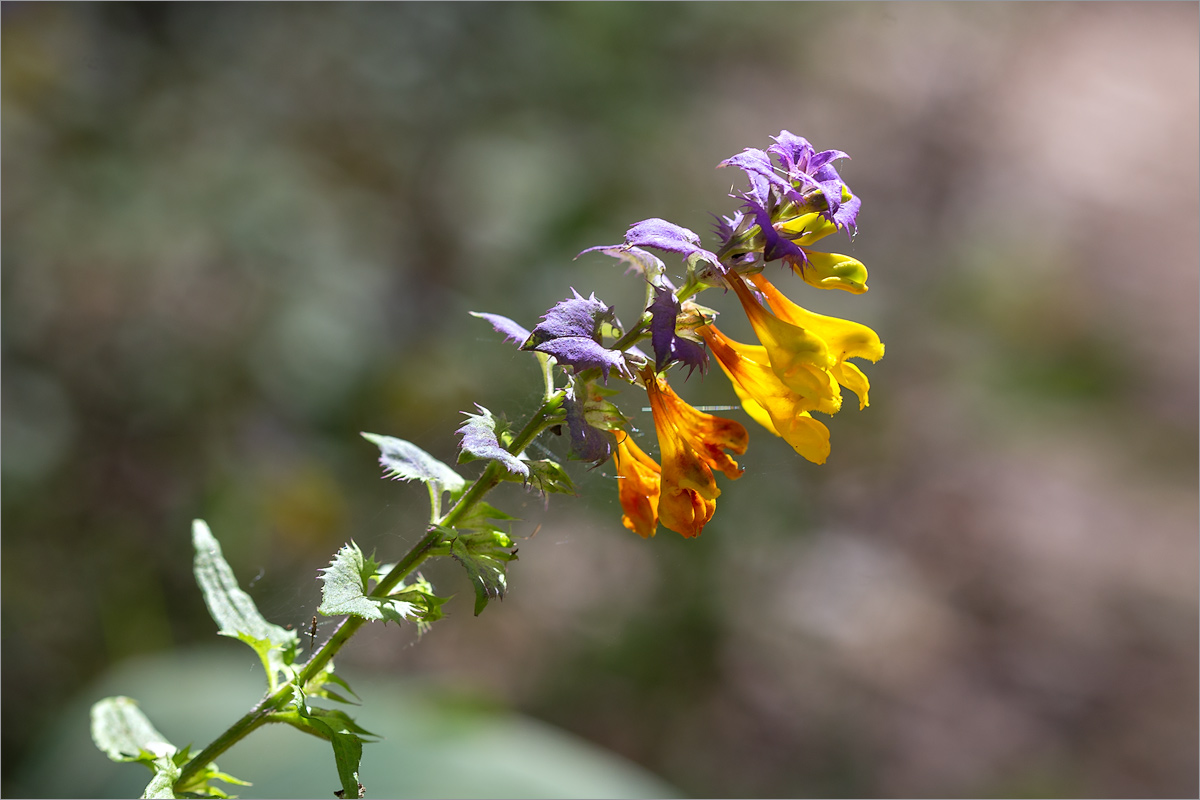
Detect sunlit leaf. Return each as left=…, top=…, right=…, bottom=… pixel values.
left=91, top=689, right=254, bottom=798
left=456, top=405, right=528, bottom=477
left=524, top=459, right=576, bottom=496
left=141, top=754, right=181, bottom=799
left=305, top=667, right=361, bottom=706
left=192, top=520, right=299, bottom=690
left=448, top=529, right=519, bottom=616
left=283, top=688, right=377, bottom=800
left=453, top=501, right=518, bottom=532
left=91, top=696, right=177, bottom=764
left=318, top=542, right=446, bottom=626
left=361, top=433, right=466, bottom=520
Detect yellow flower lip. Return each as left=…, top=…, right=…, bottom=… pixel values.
left=726, top=271, right=841, bottom=413
left=697, top=270, right=884, bottom=464
left=697, top=324, right=832, bottom=465
left=791, top=251, right=870, bottom=294
left=747, top=272, right=884, bottom=365
left=776, top=211, right=838, bottom=246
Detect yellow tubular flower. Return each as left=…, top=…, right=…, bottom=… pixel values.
left=726, top=271, right=842, bottom=414
left=747, top=272, right=884, bottom=409
left=697, top=325, right=831, bottom=465
left=775, top=212, right=870, bottom=294
left=643, top=369, right=748, bottom=538
left=613, top=432, right=662, bottom=538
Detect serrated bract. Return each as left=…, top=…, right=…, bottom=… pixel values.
left=521, top=289, right=626, bottom=382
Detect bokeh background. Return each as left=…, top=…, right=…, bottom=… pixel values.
left=3, top=3, right=1197, bottom=798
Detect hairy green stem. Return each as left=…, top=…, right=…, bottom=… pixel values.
left=611, top=316, right=651, bottom=352
left=174, top=391, right=566, bottom=793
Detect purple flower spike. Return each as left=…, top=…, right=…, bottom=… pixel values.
left=648, top=286, right=709, bottom=377
left=767, top=130, right=857, bottom=232
left=767, top=131, right=816, bottom=173
left=470, top=312, right=531, bottom=347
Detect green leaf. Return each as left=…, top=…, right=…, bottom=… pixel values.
left=174, top=760, right=252, bottom=800
left=192, top=520, right=299, bottom=691
left=168, top=748, right=252, bottom=799
left=91, top=697, right=252, bottom=799
left=91, top=696, right=177, bottom=764
left=453, top=501, right=518, bottom=532
left=90, top=697, right=184, bottom=799
left=456, top=406, right=528, bottom=477
left=305, top=668, right=361, bottom=706
left=448, top=530, right=519, bottom=616
left=317, top=542, right=381, bottom=620
left=285, top=688, right=376, bottom=800
left=389, top=578, right=449, bottom=632
left=318, top=542, right=447, bottom=627
left=361, top=432, right=466, bottom=521
left=524, top=459, right=576, bottom=496
left=142, top=754, right=181, bottom=799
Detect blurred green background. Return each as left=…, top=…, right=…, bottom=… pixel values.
left=3, top=3, right=1197, bottom=798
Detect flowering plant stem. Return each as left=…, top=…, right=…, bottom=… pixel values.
left=172, top=391, right=566, bottom=793
left=91, top=130, right=881, bottom=799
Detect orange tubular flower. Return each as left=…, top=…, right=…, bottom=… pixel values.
left=643, top=368, right=748, bottom=538
left=613, top=432, right=662, bottom=538
left=697, top=324, right=832, bottom=465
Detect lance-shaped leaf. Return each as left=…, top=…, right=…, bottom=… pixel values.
left=91, top=696, right=177, bottom=765
left=318, top=542, right=446, bottom=626
left=91, top=697, right=249, bottom=800
left=303, top=663, right=362, bottom=707
left=448, top=529, right=519, bottom=616
left=284, top=687, right=376, bottom=800
left=173, top=752, right=251, bottom=799
left=192, top=520, right=299, bottom=690
left=361, top=433, right=465, bottom=521
left=456, top=405, right=528, bottom=477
